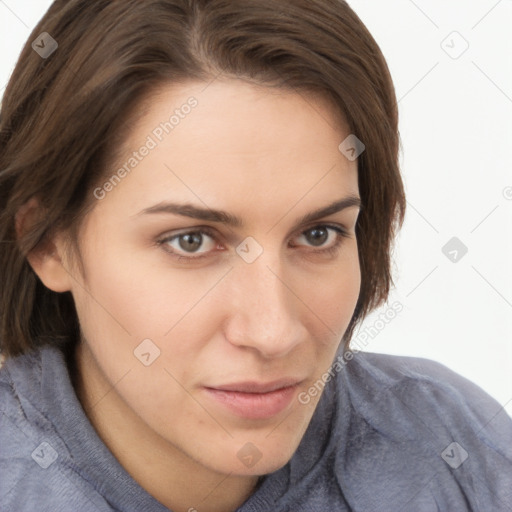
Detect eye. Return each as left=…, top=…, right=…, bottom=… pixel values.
left=157, top=227, right=219, bottom=261
left=156, top=224, right=351, bottom=262
left=291, top=224, right=350, bottom=257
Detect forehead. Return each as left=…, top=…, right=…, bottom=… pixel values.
left=94, top=79, right=359, bottom=221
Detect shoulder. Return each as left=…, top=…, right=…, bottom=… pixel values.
left=331, top=350, right=512, bottom=510
left=0, top=348, right=113, bottom=512
left=343, top=350, right=511, bottom=435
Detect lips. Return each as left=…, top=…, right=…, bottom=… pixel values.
left=203, top=378, right=302, bottom=420
left=208, top=378, right=301, bottom=394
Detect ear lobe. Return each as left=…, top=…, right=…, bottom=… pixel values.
left=15, top=198, right=73, bottom=294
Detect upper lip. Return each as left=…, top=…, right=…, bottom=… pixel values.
left=206, top=378, right=303, bottom=394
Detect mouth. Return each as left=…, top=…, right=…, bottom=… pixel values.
left=203, top=379, right=302, bottom=420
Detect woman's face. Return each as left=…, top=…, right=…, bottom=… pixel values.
left=65, top=79, right=361, bottom=477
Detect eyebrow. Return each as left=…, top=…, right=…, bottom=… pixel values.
left=134, top=195, right=362, bottom=229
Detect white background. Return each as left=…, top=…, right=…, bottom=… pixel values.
left=0, top=0, right=511, bottom=414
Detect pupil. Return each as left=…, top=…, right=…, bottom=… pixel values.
left=179, top=233, right=202, bottom=252
left=307, top=227, right=328, bottom=246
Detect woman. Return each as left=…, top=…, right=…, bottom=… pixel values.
left=0, top=1, right=510, bottom=511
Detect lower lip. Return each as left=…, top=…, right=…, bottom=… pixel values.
left=203, top=385, right=298, bottom=420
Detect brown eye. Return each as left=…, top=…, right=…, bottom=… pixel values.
left=303, top=226, right=330, bottom=247
left=293, top=225, right=347, bottom=250
left=178, top=232, right=204, bottom=253
left=158, top=228, right=218, bottom=259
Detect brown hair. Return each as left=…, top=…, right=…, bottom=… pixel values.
left=0, top=0, right=405, bottom=360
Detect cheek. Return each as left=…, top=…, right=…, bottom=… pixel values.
left=75, top=239, right=224, bottom=342
left=305, top=248, right=361, bottom=332
left=301, top=251, right=361, bottom=371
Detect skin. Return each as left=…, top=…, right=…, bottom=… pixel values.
left=23, top=78, right=361, bottom=512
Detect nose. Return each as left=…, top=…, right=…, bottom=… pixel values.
left=223, top=252, right=306, bottom=359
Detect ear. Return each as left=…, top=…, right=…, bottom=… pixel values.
left=15, top=197, right=74, bottom=293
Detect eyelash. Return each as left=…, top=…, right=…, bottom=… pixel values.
left=156, top=224, right=351, bottom=263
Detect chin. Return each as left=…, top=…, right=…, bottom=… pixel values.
left=203, top=433, right=302, bottom=478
